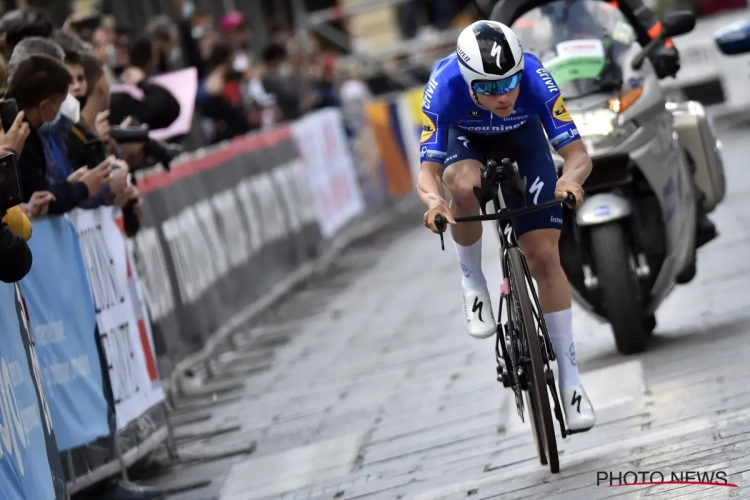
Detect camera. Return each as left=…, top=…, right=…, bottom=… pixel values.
left=109, top=122, right=184, bottom=171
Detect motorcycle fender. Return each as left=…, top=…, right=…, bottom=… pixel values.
left=576, top=193, right=632, bottom=226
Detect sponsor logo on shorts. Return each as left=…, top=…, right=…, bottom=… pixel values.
left=550, top=215, right=563, bottom=224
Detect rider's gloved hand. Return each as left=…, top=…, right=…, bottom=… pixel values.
left=650, top=44, right=681, bottom=79
left=423, top=199, right=456, bottom=233
left=555, top=178, right=584, bottom=208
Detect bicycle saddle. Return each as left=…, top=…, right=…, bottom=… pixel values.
left=473, top=159, right=528, bottom=210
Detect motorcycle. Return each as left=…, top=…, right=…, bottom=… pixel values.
left=492, top=0, right=727, bottom=354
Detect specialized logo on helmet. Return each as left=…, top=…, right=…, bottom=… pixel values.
left=491, top=42, right=503, bottom=68
left=457, top=46, right=471, bottom=63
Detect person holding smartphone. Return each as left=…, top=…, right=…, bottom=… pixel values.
left=5, top=54, right=111, bottom=215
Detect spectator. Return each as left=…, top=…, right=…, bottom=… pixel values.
left=6, top=36, right=65, bottom=84
left=0, top=7, right=53, bottom=57
left=0, top=217, right=32, bottom=282
left=261, top=43, right=306, bottom=122
left=64, top=49, right=87, bottom=99
left=219, top=10, right=251, bottom=73
left=196, top=40, right=252, bottom=144
left=6, top=54, right=110, bottom=214
left=146, top=15, right=181, bottom=74
left=110, top=35, right=180, bottom=130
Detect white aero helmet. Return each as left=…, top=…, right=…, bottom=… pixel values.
left=456, top=20, right=525, bottom=95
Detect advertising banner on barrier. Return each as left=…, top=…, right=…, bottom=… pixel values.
left=291, top=108, right=366, bottom=238
left=341, top=102, right=390, bottom=210
left=0, top=282, right=56, bottom=500
left=68, top=207, right=164, bottom=430
left=20, top=217, right=110, bottom=451
left=14, top=285, right=67, bottom=498
left=133, top=127, right=322, bottom=369
left=364, top=99, right=415, bottom=198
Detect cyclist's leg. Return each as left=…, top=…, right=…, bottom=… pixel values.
left=442, top=126, right=496, bottom=339
left=501, top=117, right=595, bottom=431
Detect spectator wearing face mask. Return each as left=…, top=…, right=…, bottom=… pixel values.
left=6, top=54, right=111, bottom=214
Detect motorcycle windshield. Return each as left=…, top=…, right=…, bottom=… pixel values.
left=512, top=0, right=636, bottom=98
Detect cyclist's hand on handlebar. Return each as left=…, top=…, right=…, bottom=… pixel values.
left=555, top=179, right=584, bottom=208
left=424, top=200, right=455, bottom=234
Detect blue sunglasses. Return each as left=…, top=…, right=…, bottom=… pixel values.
left=472, top=71, right=523, bottom=95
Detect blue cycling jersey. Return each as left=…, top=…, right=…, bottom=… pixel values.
left=419, top=52, right=581, bottom=163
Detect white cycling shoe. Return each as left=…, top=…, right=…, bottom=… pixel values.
left=462, top=287, right=497, bottom=339
left=559, top=384, right=596, bottom=432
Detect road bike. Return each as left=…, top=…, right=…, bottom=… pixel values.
left=434, top=158, right=578, bottom=473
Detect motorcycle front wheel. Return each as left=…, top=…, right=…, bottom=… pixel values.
left=589, top=222, right=649, bottom=355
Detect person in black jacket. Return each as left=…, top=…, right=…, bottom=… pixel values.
left=6, top=54, right=110, bottom=214
left=0, top=219, right=31, bottom=282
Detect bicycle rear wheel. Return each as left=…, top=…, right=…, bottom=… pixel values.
left=507, top=247, right=560, bottom=473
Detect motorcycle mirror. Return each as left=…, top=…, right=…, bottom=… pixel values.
left=714, top=20, right=750, bottom=55
left=661, top=10, right=696, bottom=38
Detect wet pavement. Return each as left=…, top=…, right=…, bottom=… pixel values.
left=138, top=126, right=750, bottom=500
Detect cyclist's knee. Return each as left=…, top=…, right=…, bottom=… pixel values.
left=520, top=230, right=562, bottom=281
left=443, top=160, right=482, bottom=206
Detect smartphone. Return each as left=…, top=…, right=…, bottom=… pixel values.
left=0, top=98, right=18, bottom=133
left=0, top=152, right=22, bottom=211
left=84, top=140, right=106, bottom=169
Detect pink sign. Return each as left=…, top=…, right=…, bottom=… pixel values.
left=109, top=67, right=198, bottom=141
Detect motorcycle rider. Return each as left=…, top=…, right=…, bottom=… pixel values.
left=418, top=20, right=596, bottom=431
left=614, top=0, right=719, bottom=247
left=493, top=0, right=718, bottom=247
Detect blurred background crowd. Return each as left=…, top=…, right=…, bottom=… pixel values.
left=0, top=0, right=738, bottom=151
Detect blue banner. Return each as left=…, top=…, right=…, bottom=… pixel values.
left=21, top=217, right=110, bottom=451
left=0, top=282, right=55, bottom=500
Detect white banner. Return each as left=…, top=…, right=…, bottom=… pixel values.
left=291, top=107, right=366, bottom=238
left=67, top=206, right=164, bottom=430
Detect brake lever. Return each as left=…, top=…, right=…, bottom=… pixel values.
left=435, top=215, right=446, bottom=251
left=563, top=193, right=577, bottom=211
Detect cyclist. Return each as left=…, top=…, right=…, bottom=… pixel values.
left=418, top=20, right=595, bottom=432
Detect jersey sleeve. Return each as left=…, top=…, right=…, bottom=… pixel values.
left=419, top=107, right=449, bottom=163
left=540, top=90, right=581, bottom=151
left=525, top=53, right=582, bottom=151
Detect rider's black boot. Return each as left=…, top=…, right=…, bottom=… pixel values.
left=695, top=200, right=718, bottom=249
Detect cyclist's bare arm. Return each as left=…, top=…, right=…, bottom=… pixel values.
left=417, top=161, right=447, bottom=208
left=557, top=140, right=592, bottom=186
left=418, top=161, right=456, bottom=232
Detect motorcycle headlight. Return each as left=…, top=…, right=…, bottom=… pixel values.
left=570, top=108, right=617, bottom=137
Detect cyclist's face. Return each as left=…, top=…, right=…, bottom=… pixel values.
left=475, top=85, right=520, bottom=117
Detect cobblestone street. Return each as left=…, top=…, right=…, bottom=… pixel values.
left=143, top=126, right=750, bottom=500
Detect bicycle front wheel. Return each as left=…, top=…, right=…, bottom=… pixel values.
left=507, top=247, right=560, bottom=473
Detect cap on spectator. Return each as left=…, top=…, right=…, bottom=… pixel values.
left=219, top=11, right=245, bottom=33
